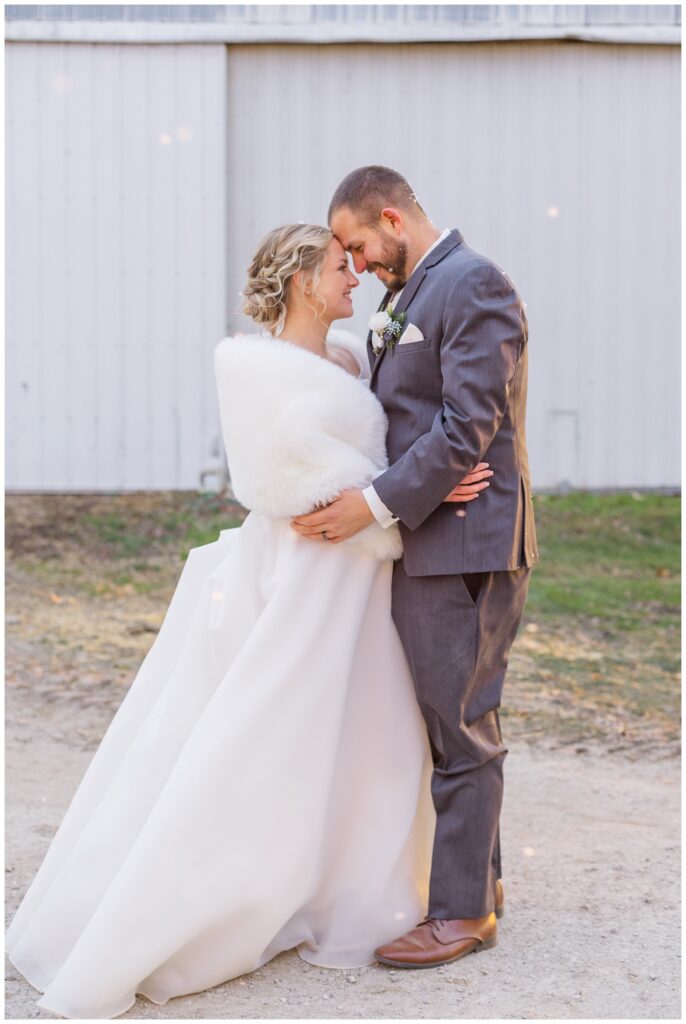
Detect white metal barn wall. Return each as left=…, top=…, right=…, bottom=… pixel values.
left=6, top=42, right=227, bottom=490
left=5, top=30, right=680, bottom=492
left=226, top=41, right=680, bottom=491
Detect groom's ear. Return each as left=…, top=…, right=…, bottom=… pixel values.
left=380, top=207, right=404, bottom=234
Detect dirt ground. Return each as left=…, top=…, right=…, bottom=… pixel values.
left=4, top=495, right=681, bottom=1019
left=6, top=703, right=680, bottom=1020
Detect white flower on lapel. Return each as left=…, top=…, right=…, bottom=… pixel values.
left=369, top=311, right=391, bottom=333
left=368, top=311, right=390, bottom=353
left=368, top=307, right=407, bottom=354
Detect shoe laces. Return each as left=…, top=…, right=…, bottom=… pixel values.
left=419, top=915, right=447, bottom=931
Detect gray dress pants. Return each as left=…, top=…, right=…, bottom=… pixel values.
left=391, top=562, right=532, bottom=920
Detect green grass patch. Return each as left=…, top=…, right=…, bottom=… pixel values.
left=80, top=494, right=245, bottom=561
left=6, top=490, right=681, bottom=751
left=509, top=492, right=680, bottom=748
left=526, top=492, right=679, bottom=622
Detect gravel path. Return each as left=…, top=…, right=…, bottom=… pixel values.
left=5, top=682, right=680, bottom=1020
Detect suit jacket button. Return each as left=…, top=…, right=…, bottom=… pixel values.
left=456, top=509, right=467, bottom=518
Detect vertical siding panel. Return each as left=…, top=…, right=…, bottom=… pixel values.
left=199, top=46, right=228, bottom=479
left=176, top=45, right=208, bottom=486
left=63, top=44, right=98, bottom=488
left=580, top=45, right=613, bottom=488
left=603, top=40, right=642, bottom=480
left=6, top=44, right=42, bottom=487
left=92, top=44, right=125, bottom=488
left=38, top=43, right=71, bottom=489
left=119, top=45, right=153, bottom=489
left=148, top=47, right=181, bottom=488
left=662, top=46, right=681, bottom=483
left=516, top=42, right=582, bottom=489
left=635, top=44, right=681, bottom=487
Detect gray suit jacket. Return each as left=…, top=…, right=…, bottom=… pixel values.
left=369, top=228, right=538, bottom=577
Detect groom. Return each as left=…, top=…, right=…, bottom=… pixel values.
left=292, top=165, right=538, bottom=967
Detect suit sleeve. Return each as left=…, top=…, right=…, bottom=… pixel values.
left=371, top=261, right=526, bottom=531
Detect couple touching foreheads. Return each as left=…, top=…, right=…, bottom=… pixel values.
left=7, top=165, right=538, bottom=1019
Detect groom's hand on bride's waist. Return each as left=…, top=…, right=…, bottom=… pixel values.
left=290, top=489, right=375, bottom=543
left=290, top=462, right=494, bottom=542
left=442, top=462, right=494, bottom=504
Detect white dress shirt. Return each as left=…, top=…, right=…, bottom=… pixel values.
left=362, top=228, right=450, bottom=528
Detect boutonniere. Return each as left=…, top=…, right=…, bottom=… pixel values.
left=368, top=306, right=407, bottom=354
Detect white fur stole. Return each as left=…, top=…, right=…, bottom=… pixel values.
left=213, top=331, right=402, bottom=560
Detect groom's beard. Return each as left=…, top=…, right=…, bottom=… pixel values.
left=367, top=236, right=409, bottom=292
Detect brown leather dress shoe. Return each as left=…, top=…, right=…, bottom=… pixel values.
left=374, top=911, right=497, bottom=969
left=495, top=877, right=504, bottom=919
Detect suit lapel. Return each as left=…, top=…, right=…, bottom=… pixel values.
left=370, top=229, right=464, bottom=388
left=369, top=262, right=431, bottom=386
left=367, top=288, right=392, bottom=372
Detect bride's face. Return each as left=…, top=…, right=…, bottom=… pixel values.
left=311, top=238, right=359, bottom=321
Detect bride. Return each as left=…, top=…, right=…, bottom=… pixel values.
left=6, top=223, right=490, bottom=1020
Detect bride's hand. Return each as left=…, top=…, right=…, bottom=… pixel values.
left=443, top=462, right=493, bottom=503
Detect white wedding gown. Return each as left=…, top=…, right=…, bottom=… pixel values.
left=6, top=343, right=435, bottom=1020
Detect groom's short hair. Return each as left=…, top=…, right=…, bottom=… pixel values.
left=328, top=165, right=427, bottom=226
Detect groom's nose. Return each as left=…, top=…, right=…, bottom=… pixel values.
left=351, top=253, right=367, bottom=274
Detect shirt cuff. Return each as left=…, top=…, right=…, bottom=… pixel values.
left=362, top=482, right=399, bottom=529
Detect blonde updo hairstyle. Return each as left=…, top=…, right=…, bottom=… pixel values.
left=242, top=223, right=334, bottom=337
